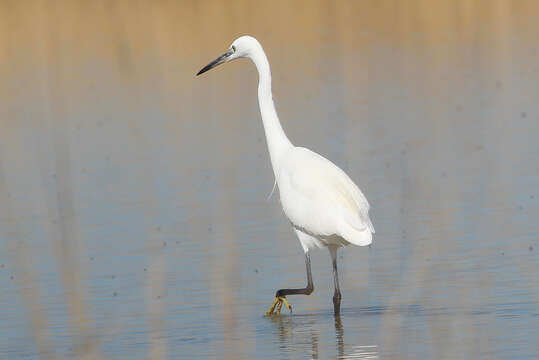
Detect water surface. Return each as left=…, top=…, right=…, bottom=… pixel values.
left=0, top=1, right=538, bottom=359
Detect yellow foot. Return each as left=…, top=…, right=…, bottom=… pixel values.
left=265, top=296, right=292, bottom=316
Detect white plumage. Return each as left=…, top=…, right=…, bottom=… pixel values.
left=278, top=146, right=374, bottom=251
left=197, top=35, right=374, bottom=315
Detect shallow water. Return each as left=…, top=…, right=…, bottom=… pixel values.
left=1, top=1, right=538, bottom=359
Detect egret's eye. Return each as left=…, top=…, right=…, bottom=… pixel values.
left=232, top=45, right=236, bottom=52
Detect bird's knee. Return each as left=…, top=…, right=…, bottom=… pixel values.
left=306, top=284, right=314, bottom=295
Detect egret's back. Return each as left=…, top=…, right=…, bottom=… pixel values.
left=278, top=147, right=374, bottom=247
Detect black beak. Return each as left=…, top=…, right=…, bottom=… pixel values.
left=196, top=49, right=234, bottom=76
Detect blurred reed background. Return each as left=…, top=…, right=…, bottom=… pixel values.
left=0, top=1, right=538, bottom=359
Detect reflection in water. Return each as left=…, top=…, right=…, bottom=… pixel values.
left=335, top=315, right=344, bottom=357
left=269, top=315, right=319, bottom=359
left=334, top=315, right=378, bottom=360
left=340, top=345, right=379, bottom=360
left=268, top=313, right=379, bottom=359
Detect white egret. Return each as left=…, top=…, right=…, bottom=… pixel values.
left=197, top=36, right=374, bottom=316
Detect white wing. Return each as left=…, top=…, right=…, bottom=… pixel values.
left=278, top=147, right=374, bottom=246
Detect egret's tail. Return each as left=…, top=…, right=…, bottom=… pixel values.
left=339, top=222, right=373, bottom=246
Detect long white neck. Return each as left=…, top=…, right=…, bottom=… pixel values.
left=249, top=47, right=293, bottom=176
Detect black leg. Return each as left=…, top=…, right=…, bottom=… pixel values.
left=275, top=252, right=314, bottom=297
left=266, top=252, right=316, bottom=315
left=329, top=246, right=341, bottom=315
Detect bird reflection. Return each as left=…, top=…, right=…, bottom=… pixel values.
left=335, top=314, right=344, bottom=358
left=269, top=315, right=319, bottom=359
left=334, top=315, right=378, bottom=359
left=269, top=313, right=378, bottom=359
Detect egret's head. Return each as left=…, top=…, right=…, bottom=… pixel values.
left=196, top=35, right=260, bottom=76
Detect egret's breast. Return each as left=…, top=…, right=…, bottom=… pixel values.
left=277, top=151, right=338, bottom=237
